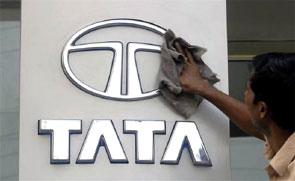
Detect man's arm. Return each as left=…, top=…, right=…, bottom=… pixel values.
left=199, top=85, right=264, bottom=140
left=176, top=43, right=264, bottom=140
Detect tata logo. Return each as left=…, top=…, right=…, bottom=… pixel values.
left=62, top=19, right=166, bottom=101
left=39, top=19, right=212, bottom=167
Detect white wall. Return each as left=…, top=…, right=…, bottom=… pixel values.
left=19, top=0, right=229, bottom=180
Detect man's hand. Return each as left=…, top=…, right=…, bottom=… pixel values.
left=174, top=41, right=264, bottom=140
left=174, top=41, right=212, bottom=96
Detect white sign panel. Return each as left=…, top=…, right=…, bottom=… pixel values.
left=20, top=0, right=230, bottom=180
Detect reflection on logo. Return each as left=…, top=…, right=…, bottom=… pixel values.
left=62, top=19, right=166, bottom=101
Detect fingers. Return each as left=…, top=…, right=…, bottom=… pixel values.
left=174, top=41, right=196, bottom=65
left=174, top=41, right=185, bottom=56
left=184, top=48, right=194, bottom=64
left=180, top=58, right=190, bottom=77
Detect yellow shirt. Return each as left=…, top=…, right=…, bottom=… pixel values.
left=265, top=133, right=295, bottom=181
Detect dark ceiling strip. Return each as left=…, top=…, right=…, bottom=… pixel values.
left=0, top=1, right=20, bottom=9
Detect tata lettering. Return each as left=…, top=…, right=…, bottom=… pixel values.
left=38, top=120, right=212, bottom=166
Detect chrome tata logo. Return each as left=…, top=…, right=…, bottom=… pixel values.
left=62, top=19, right=166, bottom=101
left=38, top=19, right=212, bottom=167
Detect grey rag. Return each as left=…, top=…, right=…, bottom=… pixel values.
left=158, top=29, right=220, bottom=118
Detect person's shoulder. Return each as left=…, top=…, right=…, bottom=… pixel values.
left=286, top=134, right=295, bottom=179
left=288, top=159, right=295, bottom=179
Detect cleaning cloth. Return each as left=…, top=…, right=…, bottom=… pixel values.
left=158, top=29, right=220, bottom=118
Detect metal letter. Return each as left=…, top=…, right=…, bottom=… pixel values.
left=161, top=121, right=212, bottom=166
left=123, top=120, right=166, bottom=163
left=38, top=119, right=82, bottom=164
left=77, top=120, right=128, bottom=164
